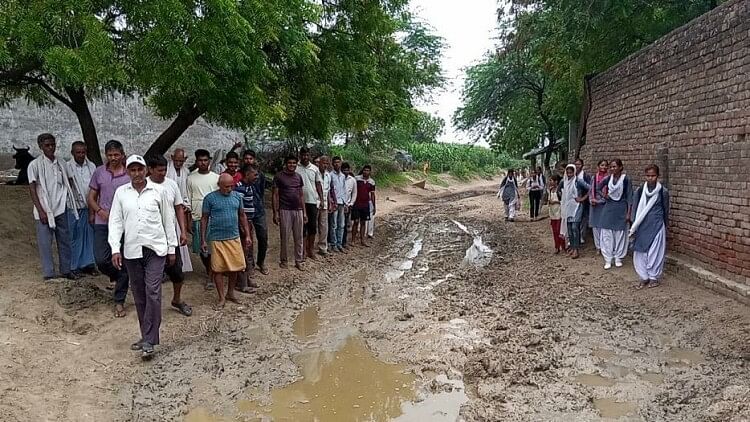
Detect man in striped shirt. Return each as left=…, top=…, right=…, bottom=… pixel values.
left=234, top=165, right=259, bottom=293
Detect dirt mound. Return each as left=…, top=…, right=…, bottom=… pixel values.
left=0, top=186, right=37, bottom=263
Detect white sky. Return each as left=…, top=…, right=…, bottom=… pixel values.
left=410, top=0, right=499, bottom=145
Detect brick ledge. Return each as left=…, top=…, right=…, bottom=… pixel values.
left=666, top=254, right=750, bottom=306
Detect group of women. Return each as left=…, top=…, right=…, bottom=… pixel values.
left=498, top=159, right=670, bottom=289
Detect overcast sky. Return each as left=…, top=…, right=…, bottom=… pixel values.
left=410, top=0, right=499, bottom=145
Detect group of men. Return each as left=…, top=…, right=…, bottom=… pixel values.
left=27, top=134, right=377, bottom=358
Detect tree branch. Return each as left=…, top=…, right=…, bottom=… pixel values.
left=21, top=77, right=75, bottom=109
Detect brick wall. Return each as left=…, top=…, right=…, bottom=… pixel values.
left=580, top=0, right=750, bottom=284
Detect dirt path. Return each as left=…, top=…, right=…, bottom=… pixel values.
left=1, top=179, right=749, bottom=421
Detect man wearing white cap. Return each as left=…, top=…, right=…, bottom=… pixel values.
left=108, top=155, right=177, bottom=359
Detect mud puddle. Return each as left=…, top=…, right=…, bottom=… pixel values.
left=593, top=398, right=637, bottom=418
left=240, top=336, right=416, bottom=421
left=293, top=306, right=321, bottom=338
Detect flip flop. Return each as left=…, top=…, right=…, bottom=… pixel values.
left=171, top=301, right=193, bottom=316
left=647, top=281, right=661, bottom=288
left=114, top=304, right=126, bottom=318
left=635, top=281, right=648, bottom=290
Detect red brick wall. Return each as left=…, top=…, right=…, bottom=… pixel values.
left=580, top=0, right=750, bottom=284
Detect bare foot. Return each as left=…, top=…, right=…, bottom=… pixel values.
left=226, top=296, right=240, bottom=304
left=214, top=300, right=226, bottom=310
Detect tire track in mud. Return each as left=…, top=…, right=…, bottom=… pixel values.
left=122, top=187, right=750, bottom=421
left=122, top=189, right=492, bottom=421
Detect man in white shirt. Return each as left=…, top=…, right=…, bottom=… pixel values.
left=109, top=155, right=177, bottom=359
left=316, top=155, right=335, bottom=256
left=295, top=147, right=324, bottom=260
left=27, top=133, right=79, bottom=281
left=166, top=148, right=190, bottom=207
left=329, top=156, right=348, bottom=252
left=147, top=155, right=193, bottom=317
left=67, top=141, right=98, bottom=276
left=341, top=162, right=357, bottom=249
left=187, top=149, right=219, bottom=281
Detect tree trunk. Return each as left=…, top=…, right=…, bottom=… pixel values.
left=145, top=102, right=204, bottom=158
left=65, top=87, right=103, bottom=165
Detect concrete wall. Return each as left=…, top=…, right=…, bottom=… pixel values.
left=580, top=0, right=750, bottom=285
left=0, top=94, right=243, bottom=161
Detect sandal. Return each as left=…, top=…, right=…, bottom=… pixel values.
left=259, top=265, right=269, bottom=275
left=236, top=286, right=256, bottom=294
left=647, top=280, right=661, bottom=288
left=635, top=281, right=649, bottom=290
left=130, top=339, right=144, bottom=351
left=114, top=304, right=126, bottom=318
left=171, top=301, right=193, bottom=316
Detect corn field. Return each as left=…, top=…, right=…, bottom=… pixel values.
left=405, top=143, right=525, bottom=179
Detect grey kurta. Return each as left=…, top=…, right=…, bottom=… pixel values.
left=559, top=177, right=590, bottom=223
left=598, top=175, right=632, bottom=231
left=589, top=173, right=608, bottom=228
left=631, top=185, right=670, bottom=253
left=499, top=176, right=519, bottom=203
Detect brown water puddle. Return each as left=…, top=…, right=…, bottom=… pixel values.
left=593, top=398, right=637, bottom=418
left=238, top=336, right=416, bottom=421
left=666, top=348, right=704, bottom=366
left=592, top=348, right=617, bottom=360
left=639, top=372, right=665, bottom=385
left=293, top=306, right=320, bottom=338
left=572, top=374, right=616, bottom=387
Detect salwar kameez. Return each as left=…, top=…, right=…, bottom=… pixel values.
left=598, top=174, right=632, bottom=266
left=631, top=184, right=670, bottom=282
left=498, top=176, right=519, bottom=220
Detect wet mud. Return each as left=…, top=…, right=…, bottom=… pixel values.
left=106, top=187, right=750, bottom=421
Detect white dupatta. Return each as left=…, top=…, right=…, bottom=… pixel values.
left=629, top=182, right=662, bottom=236
left=560, top=165, right=579, bottom=236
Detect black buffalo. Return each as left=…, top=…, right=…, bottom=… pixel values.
left=10, top=146, right=35, bottom=185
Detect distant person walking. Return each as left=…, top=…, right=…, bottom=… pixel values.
left=241, top=150, right=269, bottom=275
left=109, top=155, right=177, bottom=359
left=599, top=159, right=632, bottom=269
left=187, top=149, right=219, bottom=284
left=146, top=155, right=192, bottom=316
left=88, top=140, right=131, bottom=317
left=526, top=167, right=545, bottom=220
left=351, top=165, right=376, bottom=247
left=630, top=165, right=670, bottom=289
left=589, top=159, right=610, bottom=254
left=27, top=133, right=78, bottom=281
left=201, top=174, right=252, bottom=307
left=497, top=169, right=520, bottom=222
left=273, top=156, right=306, bottom=270
left=66, top=141, right=97, bottom=276
left=295, top=148, right=324, bottom=260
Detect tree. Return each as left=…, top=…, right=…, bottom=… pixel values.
left=454, top=48, right=565, bottom=169
left=455, top=0, right=722, bottom=165
left=0, top=0, right=127, bottom=164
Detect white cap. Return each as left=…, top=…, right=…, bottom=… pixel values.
left=126, top=154, right=146, bottom=168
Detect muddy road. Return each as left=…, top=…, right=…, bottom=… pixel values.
left=2, top=182, right=750, bottom=421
